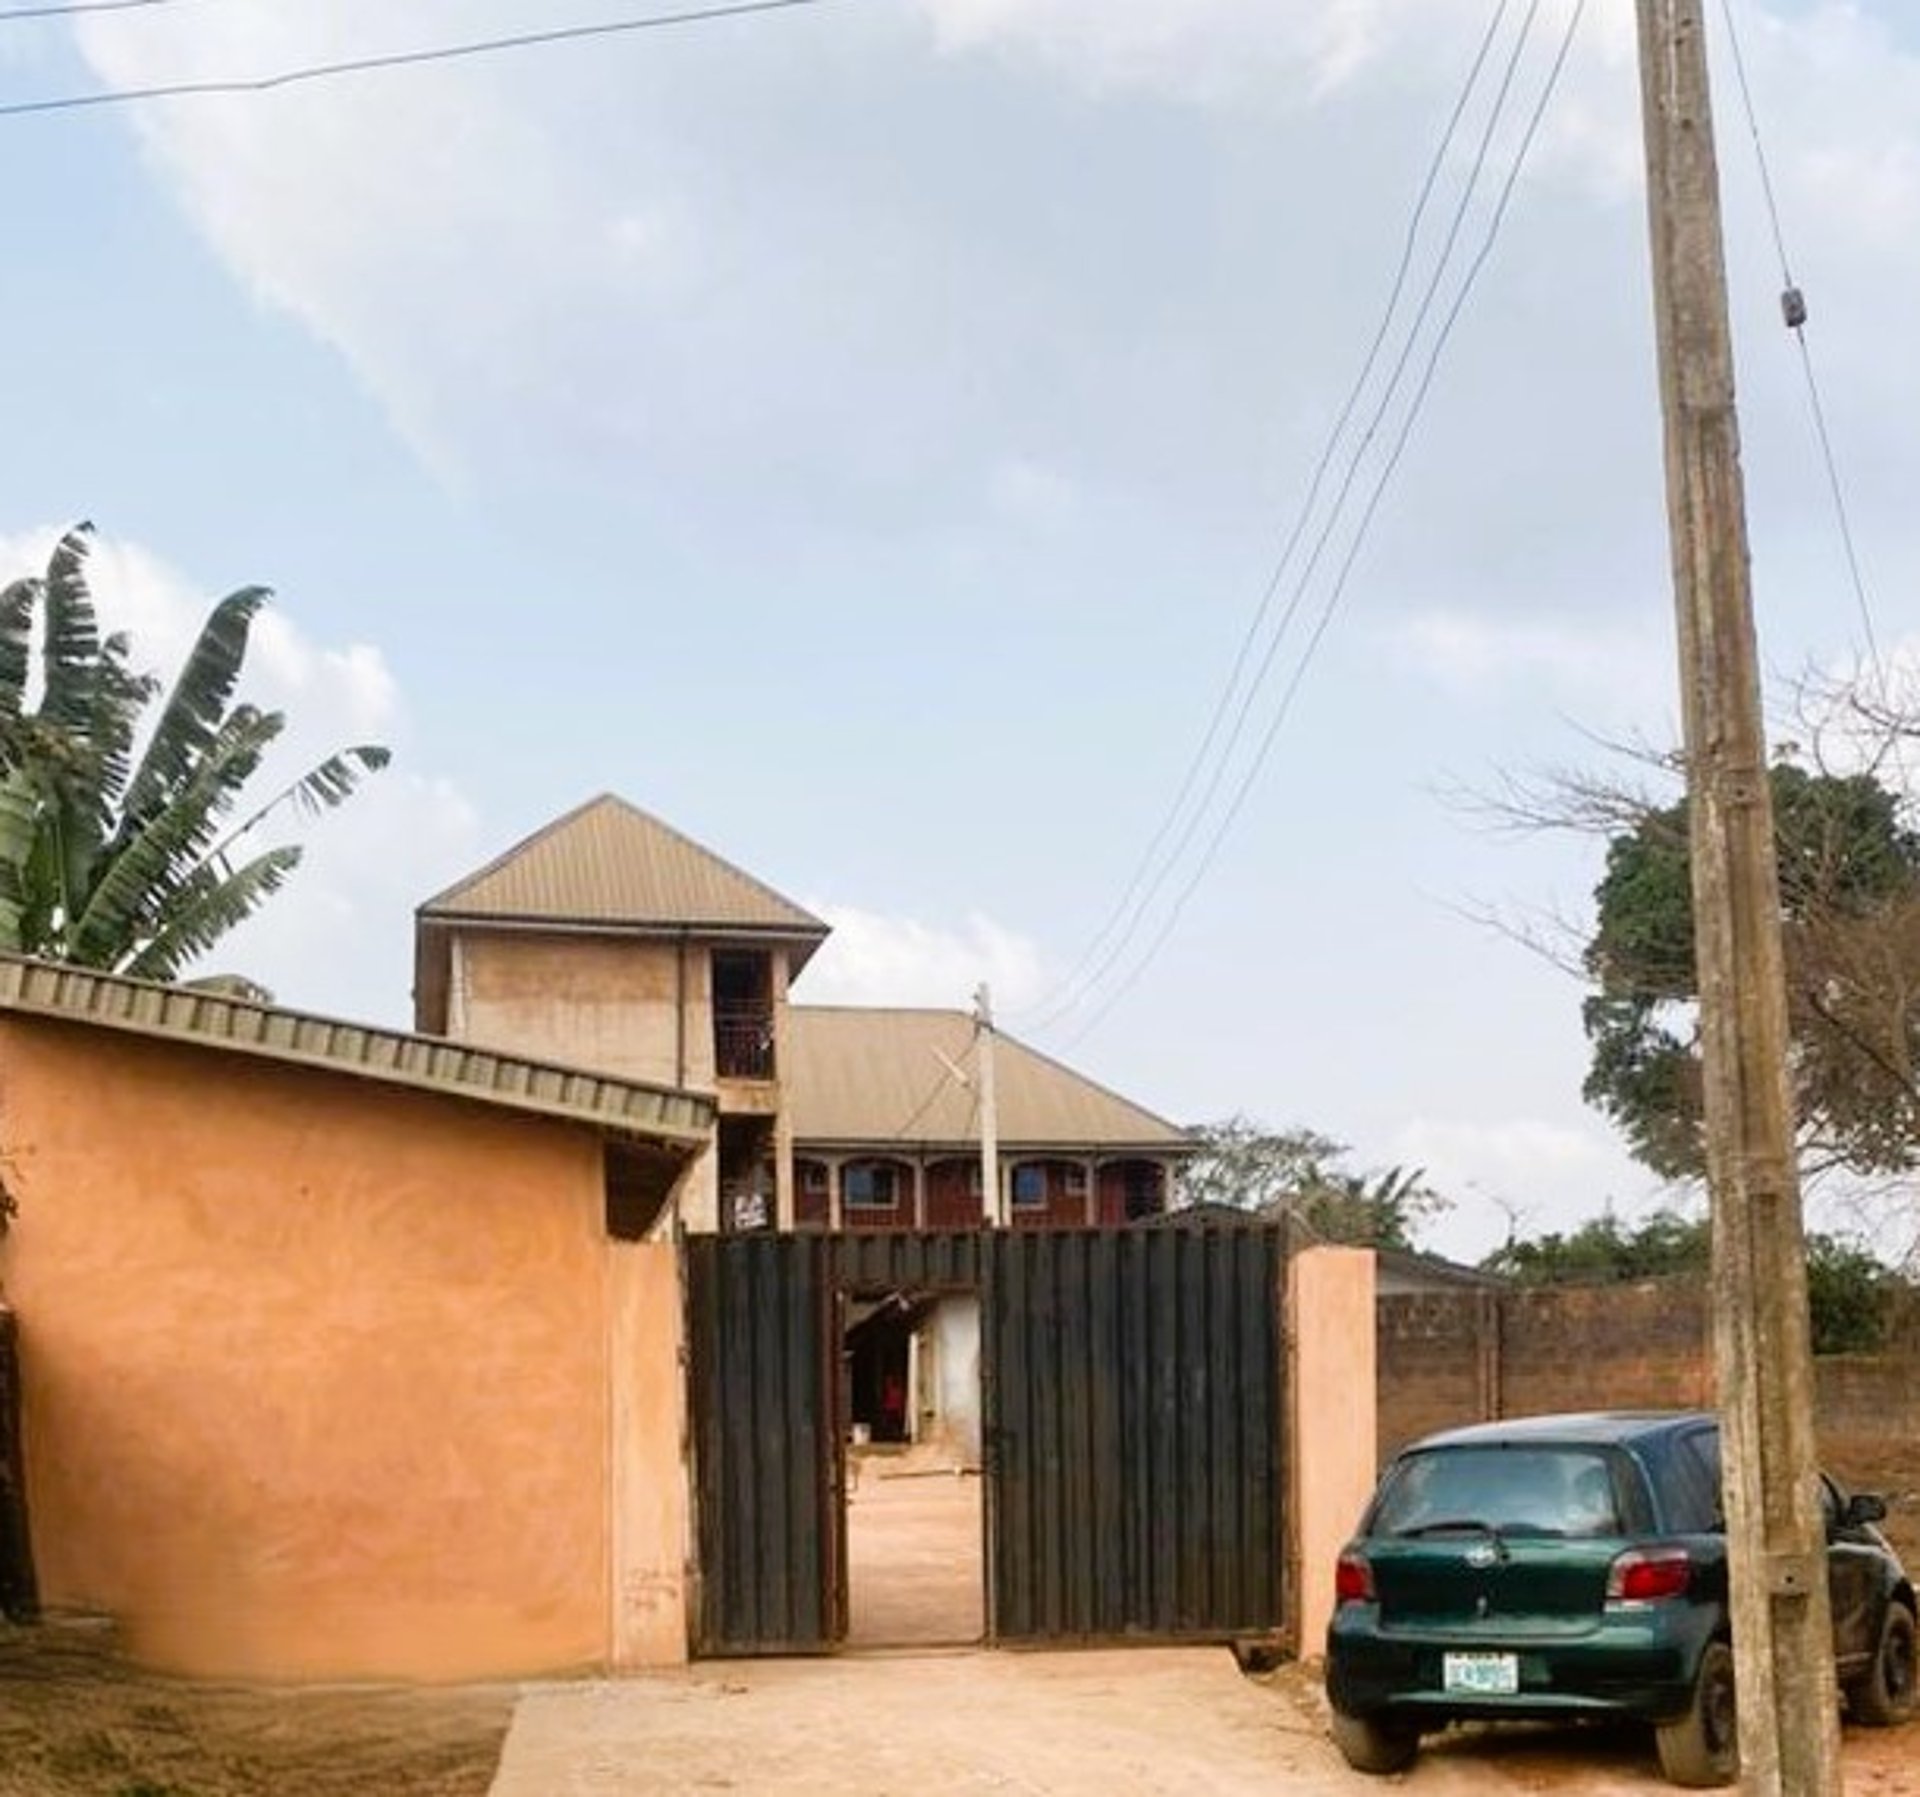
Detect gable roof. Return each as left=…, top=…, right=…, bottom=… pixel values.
left=785, top=1007, right=1189, bottom=1153
left=414, top=795, right=831, bottom=1031
left=0, top=955, right=713, bottom=1148
left=420, top=793, right=828, bottom=941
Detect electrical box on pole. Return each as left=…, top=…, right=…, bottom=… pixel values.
left=1633, top=2, right=1842, bottom=1792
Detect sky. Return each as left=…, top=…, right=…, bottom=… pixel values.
left=1, top=0, right=1917, bottom=1261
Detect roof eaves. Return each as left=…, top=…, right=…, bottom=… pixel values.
left=0, top=956, right=715, bottom=1146
left=424, top=911, right=829, bottom=944
left=794, top=1137, right=1196, bottom=1157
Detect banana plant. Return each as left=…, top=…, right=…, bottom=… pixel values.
left=0, top=525, right=389, bottom=982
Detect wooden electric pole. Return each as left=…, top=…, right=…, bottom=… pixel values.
left=1633, top=3, right=1842, bottom=1792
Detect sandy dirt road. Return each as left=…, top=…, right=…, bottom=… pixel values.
left=486, top=1648, right=1920, bottom=1796
left=493, top=1470, right=1918, bottom=1796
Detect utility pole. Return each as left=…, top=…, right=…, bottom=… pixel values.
left=1633, top=4, right=1841, bottom=1793
left=974, top=983, right=1001, bottom=1227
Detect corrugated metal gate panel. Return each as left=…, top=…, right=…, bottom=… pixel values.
left=686, top=1234, right=842, bottom=1655
left=832, top=1230, right=981, bottom=1292
left=983, top=1227, right=1283, bottom=1642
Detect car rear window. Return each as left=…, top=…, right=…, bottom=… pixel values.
left=1368, top=1445, right=1628, bottom=1539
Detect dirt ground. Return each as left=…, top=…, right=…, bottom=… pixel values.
left=486, top=1648, right=1920, bottom=1796
left=846, top=1450, right=984, bottom=1647
left=5, top=1449, right=1917, bottom=1796
left=0, top=1619, right=512, bottom=1797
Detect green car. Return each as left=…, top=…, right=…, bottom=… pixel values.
left=1326, top=1411, right=1916, bottom=1786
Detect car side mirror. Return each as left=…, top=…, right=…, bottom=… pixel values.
left=1842, top=1493, right=1888, bottom=1529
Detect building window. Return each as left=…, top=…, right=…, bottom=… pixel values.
left=1122, top=1161, right=1164, bottom=1221
left=845, top=1162, right=899, bottom=1211
left=800, top=1159, right=829, bottom=1195
left=1064, top=1164, right=1088, bottom=1198
left=1011, top=1164, right=1048, bottom=1208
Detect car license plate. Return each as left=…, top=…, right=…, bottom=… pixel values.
left=1443, top=1652, right=1520, bottom=1696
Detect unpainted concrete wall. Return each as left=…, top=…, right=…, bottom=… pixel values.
left=0, top=1019, right=626, bottom=1682
left=454, top=931, right=715, bottom=1091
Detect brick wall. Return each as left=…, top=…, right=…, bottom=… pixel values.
left=1376, top=1278, right=1899, bottom=1459
left=1374, top=1290, right=1502, bottom=1453
left=1499, top=1282, right=1714, bottom=1419
left=1375, top=1280, right=1920, bottom=1562
left=1815, top=1354, right=1920, bottom=1445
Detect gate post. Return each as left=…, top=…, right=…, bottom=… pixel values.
left=608, top=1239, right=692, bottom=1669
left=1286, top=1247, right=1377, bottom=1658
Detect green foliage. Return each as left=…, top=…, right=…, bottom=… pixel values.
left=1583, top=762, right=1920, bottom=1180
left=1804, top=1236, right=1901, bottom=1356
left=1178, top=1116, right=1448, bottom=1250
left=1483, top=1211, right=1710, bottom=1286
left=0, top=526, right=389, bottom=983
left=1482, top=1211, right=1905, bottom=1355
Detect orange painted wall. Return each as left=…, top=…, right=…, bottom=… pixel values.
left=0, top=1019, right=615, bottom=1682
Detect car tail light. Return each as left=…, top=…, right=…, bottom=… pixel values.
left=1606, top=1546, right=1692, bottom=1603
left=1335, top=1551, right=1375, bottom=1604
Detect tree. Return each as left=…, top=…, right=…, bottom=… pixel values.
left=1178, top=1116, right=1448, bottom=1250
left=1481, top=1210, right=1903, bottom=1354
left=0, top=526, right=389, bottom=983
left=1582, top=759, right=1920, bottom=1180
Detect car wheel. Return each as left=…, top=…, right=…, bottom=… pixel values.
left=1656, top=1640, right=1738, bottom=1788
left=1851, top=1601, right=1917, bottom=1727
left=1328, top=1707, right=1420, bottom=1776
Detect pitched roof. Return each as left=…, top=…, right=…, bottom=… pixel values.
left=0, top=955, right=713, bottom=1148
left=785, top=1007, right=1189, bottom=1153
left=414, top=795, right=830, bottom=1032
left=419, top=793, right=829, bottom=944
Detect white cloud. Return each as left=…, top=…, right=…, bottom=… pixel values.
left=0, top=526, right=401, bottom=743
left=912, top=0, right=1483, bottom=103
left=1388, top=1113, right=1673, bottom=1261
left=795, top=903, right=1048, bottom=1013
left=1384, top=607, right=1667, bottom=713
left=59, top=0, right=1920, bottom=516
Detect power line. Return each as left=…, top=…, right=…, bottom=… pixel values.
left=1010, top=0, right=1524, bottom=1036
left=1716, top=0, right=1887, bottom=680
left=0, top=1, right=180, bottom=21
left=0, top=0, right=840, bottom=118
left=1024, top=0, right=1560, bottom=1040
left=1058, top=0, right=1590, bottom=1051
left=890, top=1043, right=974, bottom=1142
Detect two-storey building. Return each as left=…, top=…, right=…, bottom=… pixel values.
left=414, top=794, right=1190, bottom=1240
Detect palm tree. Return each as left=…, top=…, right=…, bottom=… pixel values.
left=0, top=525, right=390, bottom=983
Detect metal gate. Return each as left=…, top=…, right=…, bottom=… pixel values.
left=685, top=1233, right=843, bottom=1655
left=981, top=1226, right=1285, bottom=1643
left=684, top=1224, right=1285, bottom=1656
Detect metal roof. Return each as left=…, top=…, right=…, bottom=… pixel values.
left=785, top=1007, right=1189, bottom=1152
left=0, top=956, right=714, bottom=1147
left=419, top=793, right=828, bottom=942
